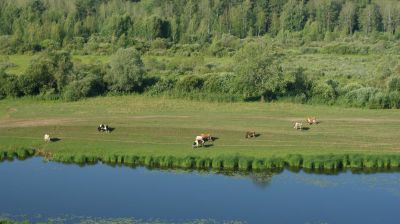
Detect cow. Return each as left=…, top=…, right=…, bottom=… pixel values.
left=44, top=134, right=51, bottom=142
left=245, top=131, right=256, bottom=138
left=98, top=124, right=110, bottom=133
left=193, top=136, right=205, bottom=148
left=293, top=122, right=303, bottom=130
left=200, top=133, right=213, bottom=142
left=306, top=117, right=318, bottom=125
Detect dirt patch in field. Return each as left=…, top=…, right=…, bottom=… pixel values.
left=0, top=118, right=84, bottom=128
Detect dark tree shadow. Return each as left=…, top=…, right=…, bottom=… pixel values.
left=50, top=138, right=61, bottom=142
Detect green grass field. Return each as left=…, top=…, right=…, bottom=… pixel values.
left=1, top=95, right=399, bottom=170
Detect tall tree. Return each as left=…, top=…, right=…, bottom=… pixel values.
left=339, top=1, right=357, bottom=34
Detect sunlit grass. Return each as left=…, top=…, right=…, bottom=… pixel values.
left=0, top=95, right=399, bottom=170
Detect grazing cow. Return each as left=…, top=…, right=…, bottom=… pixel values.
left=306, top=117, right=318, bottom=125
left=193, top=136, right=205, bottom=148
left=245, top=131, right=256, bottom=138
left=44, top=134, right=51, bottom=142
left=98, top=124, right=110, bottom=133
left=293, top=122, right=303, bottom=130
left=201, top=133, right=213, bottom=141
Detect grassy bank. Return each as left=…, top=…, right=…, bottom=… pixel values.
left=1, top=95, right=400, bottom=171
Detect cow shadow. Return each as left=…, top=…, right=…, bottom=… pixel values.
left=108, top=127, right=115, bottom=133
left=254, top=133, right=261, bottom=138
left=301, top=127, right=310, bottom=131
left=204, top=144, right=214, bottom=148
left=50, top=138, right=61, bottom=142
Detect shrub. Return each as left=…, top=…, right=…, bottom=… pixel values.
left=344, top=87, right=378, bottom=107
left=175, top=75, right=204, bottom=93
left=388, top=91, right=400, bottom=109
left=203, top=73, right=236, bottom=94
left=387, top=76, right=400, bottom=92
left=311, top=80, right=338, bottom=104
left=63, top=75, right=105, bottom=101
left=0, top=72, right=22, bottom=97
left=147, top=77, right=176, bottom=95
left=368, top=91, right=390, bottom=109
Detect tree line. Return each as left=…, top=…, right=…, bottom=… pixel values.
left=1, top=0, right=400, bottom=53
left=1, top=45, right=399, bottom=109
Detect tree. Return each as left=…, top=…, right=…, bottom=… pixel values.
left=105, top=47, right=146, bottom=92
left=234, top=43, right=285, bottom=102
left=339, top=1, right=357, bottom=34
left=359, top=4, right=382, bottom=34
left=280, top=0, right=307, bottom=32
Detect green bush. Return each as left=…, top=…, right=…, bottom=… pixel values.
left=147, top=77, right=176, bottom=95
left=203, top=73, right=236, bottom=94
left=63, top=75, right=105, bottom=101
left=344, top=87, right=378, bottom=107
left=175, top=75, right=204, bottom=93
left=311, top=80, right=338, bottom=104
left=388, top=91, right=400, bottom=108
left=368, top=91, right=390, bottom=109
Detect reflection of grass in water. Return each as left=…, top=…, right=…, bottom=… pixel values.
left=0, top=214, right=246, bottom=224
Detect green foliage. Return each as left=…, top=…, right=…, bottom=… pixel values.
left=344, top=87, right=378, bottom=107
left=234, top=43, right=285, bottom=101
left=63, top=75, right=105, bottom=101
left=105, top=47, right=146, bottom=92
left=280, top=0, right=307, bottom=32
left=175, top=75, right=204, bottom=93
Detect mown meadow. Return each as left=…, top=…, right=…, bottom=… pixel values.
left=1, top=95, right=399, bottom=171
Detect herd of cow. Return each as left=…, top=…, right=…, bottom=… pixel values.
left=191, top=117, right=318, bottom=148
left=43, top=117, right=319, bottom=148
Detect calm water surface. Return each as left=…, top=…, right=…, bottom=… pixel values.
left=1, top=157, right=400, bottom=224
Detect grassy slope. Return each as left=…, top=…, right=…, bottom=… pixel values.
left=0, top=96, right=399, bottom=163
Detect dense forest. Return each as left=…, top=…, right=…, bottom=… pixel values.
left=2, top=0, right=400, bottom=50
left=0, top=0, right=400, bottom=108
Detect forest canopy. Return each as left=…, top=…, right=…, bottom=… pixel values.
left=1, top=0, right=400, bottom=53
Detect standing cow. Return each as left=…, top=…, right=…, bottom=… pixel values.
left=245, top=131, right=256, bottom=138
left=306, top=117, right=318, bottom=125
left=44, top=134, right=51, bottom=142
left=293, top=122, right=303, bottom=130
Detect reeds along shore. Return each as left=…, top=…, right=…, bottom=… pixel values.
left=1, top=148, right=400, bottom=172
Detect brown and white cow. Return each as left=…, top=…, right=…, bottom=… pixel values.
left=201, top=133, right=213, bottom=141
left=306, top=117, right=318, bottom=125
left=245, top=131, right=256, bottom=138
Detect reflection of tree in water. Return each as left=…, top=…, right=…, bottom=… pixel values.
left=215, top=170, right=282, bottom=188
left=249, top=172, right=275, bottom=188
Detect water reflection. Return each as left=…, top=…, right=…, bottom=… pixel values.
left=1, top=157, right=400, bottom=224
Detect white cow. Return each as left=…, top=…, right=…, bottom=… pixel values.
left=44, top=134, right=51, bottom=142
left=193, top=136, right=205, bottom=148
left=293, top=122, right=303, bottom=130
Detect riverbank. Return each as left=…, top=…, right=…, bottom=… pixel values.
left=1, top=95, right=399, bottom=171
